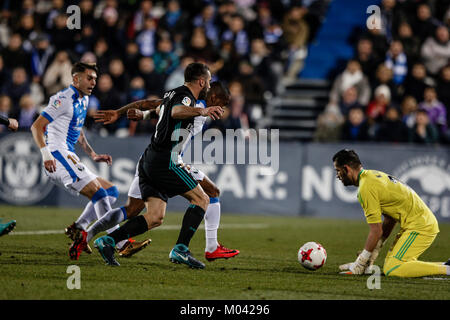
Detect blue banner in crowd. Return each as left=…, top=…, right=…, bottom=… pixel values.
left=1, top=133, right=449, bottom=222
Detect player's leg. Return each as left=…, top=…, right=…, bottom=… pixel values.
left=383, top=231, right=450, bottom=277
left=69, top=178, right=112, bottom=260
left=197, top=173, right=239, bottom=261
left=168, top=184, right=209, bottom=269
left=94, top=197, right=166, bottom=266
left=66, top=179, right=118, bottom=242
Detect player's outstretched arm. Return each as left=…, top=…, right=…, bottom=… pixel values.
left=94, top=99, right=163, bottom=124
left=78, top=129, right=112, bottom=165
left=0, top=114, right=18, bottom=131
left=172, top=105, right=224, bottom=120
left=31, top=115, right=57, bottom=172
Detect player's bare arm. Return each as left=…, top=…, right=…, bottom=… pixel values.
left=78, top=129, right=112, bottom=165
left=171, top=105, right=224, bottom=120
left=31, top=115, right=57, bottom=173
left=127, top=105, right=161, bottom=121
left=94, top=99, right=163, bottom=124
left=364, top=222, right=383, bottom=252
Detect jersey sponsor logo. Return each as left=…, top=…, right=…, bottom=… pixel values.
left=0, top=133, right=54, bottom=205
left=182, top=96, right=191, bottom=106
left=393, top=156, right=450, bottom=218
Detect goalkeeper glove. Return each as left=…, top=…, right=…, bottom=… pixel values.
left=339, top=249, right=371, bottom=275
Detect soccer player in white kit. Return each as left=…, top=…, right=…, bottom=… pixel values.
left=30, top=62, right=142, bottom=259
left=72, top=81, right=239, bottom=264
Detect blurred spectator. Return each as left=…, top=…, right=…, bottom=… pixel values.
left=411, top=3, right=440, bottom=43
left=418, top=87, right=447, bottom=138
left=314, top=103, right=344, bottom=142
left=127, top=79, right=155, bottom=136
left=209, top=80, right=249, bottom=132
left=222, top=13, right=250, bottom=57
left=94, top=73, right=125, bottom=135
left=123, top=42, right=141, bottom=75
left=74, top=23, right=97, bottom=56
left=397, top=21, right=421, bottom=63
left=0, top=95, right=12, bottom=133
left=302, top=0, right=331, bottom=44
left=152, top=36, right=180, bottom=76
left=135, top=17, right=157, bottom=57
left=236, top=59, right=265, bottom=121
left=30, top=33, right=54, bottom=82
left=158, top=0, right=189, bottom=40
left=108, top=58, right=129, bottom=98
left=93, top=38, right=111, bottom=74
left=2, top=67, right=30, bottom=108
left=185, top=27, right=219, bottom=64
left=354, top=38, right=381, bottom=82
left=376, top=106, right=409, bottom=142
left=42, top=51, right=72, bottom=96
left=45, top=0, right=65, bottom=30
left=402, top=63, right=430, bottom=103
left=367, top=84, right=391, bottom=123
left=338, top=86, right=364, bottom=116
left=50, top=13, right=76, bottom=51
left=401, top=95, right=418, bottom=129
left=281, top=5, right=309, bottom=82
left=193, top=3, right=219, bottom=47
left=420, top=25, right=450, bottom=76
left=371, top=63, right=399, bottom=103
left=79, top=0, right=97, bottom=27
left=129, top=0, right=157, bottom=38
left=165, top=55, right=194, bottom=91
left=385, top=40, right=408, bottom=85
left=98, top=7, right=125, bottom=57
left=17, top=14, right=36, bottom=51
left=1, top=33, right=31, bottom=72
left=247, top=38, right=278, bottom=95
left=341, top=107, right=370, bottom=142
left=329, top=60, right=371, bottom=106
left=0, top=55, right=10, bottom=93
left=362, top=27, right=389, bottom=61
left=137, top=56, right=165, bottom=96
left=436, top=65, right=450, bottom=114
left=408, top=109, right=439, bottom=144
left=11, top=94, right=39, bottom=131
left=379, top=0, right=400, bottom=43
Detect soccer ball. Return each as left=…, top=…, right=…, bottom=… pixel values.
left=298, top=242, right=327, bottom=271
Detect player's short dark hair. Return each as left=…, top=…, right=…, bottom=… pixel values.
left=332, top=149, right=362, bottom=169
left=71, top=62, right=99, bottom=76
left=184, top=62, right=210, bottom=83
left=210, top=81, right=231, bottom=106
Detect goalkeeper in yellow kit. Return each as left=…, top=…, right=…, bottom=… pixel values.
left=333, top=149, right=450, bottom=277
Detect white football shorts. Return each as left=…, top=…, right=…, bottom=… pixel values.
left=45, top=149, right=98, bottom=196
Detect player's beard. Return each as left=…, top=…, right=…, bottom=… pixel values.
left=340, top=175, right=353, bottom=186
left=198, top=86, right=208, bottom=100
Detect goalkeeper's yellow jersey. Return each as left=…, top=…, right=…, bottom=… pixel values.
left=357, top=169, right=439, bottom=234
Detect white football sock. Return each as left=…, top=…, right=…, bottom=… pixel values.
left=86, top=207, right=127, bottom=242
left=205, top=198, right=221, bottom=253
left=75, top=201, right=96, bottom=230
left=76, top=186, right=119, bottom=230
left=446, top=266, right=450, bottom=275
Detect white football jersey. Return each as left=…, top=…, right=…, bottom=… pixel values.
left=177, top=99, right=207, bottom=164
left=41, top=85, right=89, bottom=152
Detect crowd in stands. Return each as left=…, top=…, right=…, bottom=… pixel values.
left=315, top=0, right=450, bottom=145
left=0, top=0, right=327, bottom=136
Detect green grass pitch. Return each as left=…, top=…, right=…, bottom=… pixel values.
left=0, top=205, right=449, bottom=300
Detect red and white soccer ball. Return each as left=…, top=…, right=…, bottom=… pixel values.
left=298, top=242, right=327, bottom=271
